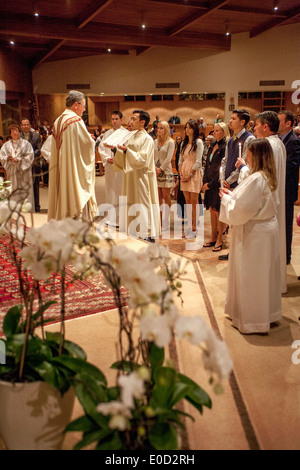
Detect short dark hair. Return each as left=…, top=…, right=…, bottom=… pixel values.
left=278, top=110, right=295, bottom=127
left=232, top=109, right=251, bottom=126
left=133, top=109, right=150, bottom=128
left=111, top=110, right=123, bottom=119
left=255, top=111, right=279, bottom=133
left=9, top=123, right=21, bottom=133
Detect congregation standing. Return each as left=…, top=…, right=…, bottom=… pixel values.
left=2, top=91, right=300, bottom=336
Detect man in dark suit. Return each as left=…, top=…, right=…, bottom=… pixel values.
left=20, top=118, right=42, bottom=212
left=278, top=110, right=300, bottom=264
left=168, top=114, right=180, bottom=125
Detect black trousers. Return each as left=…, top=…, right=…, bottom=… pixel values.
left=32, top=166, right=41, bottom=212
left=286, top=201, right=294, bottom=264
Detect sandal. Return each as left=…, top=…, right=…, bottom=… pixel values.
left=203, top=241, right=216, bottom=247
left=212, top=244, right=222, bottom=252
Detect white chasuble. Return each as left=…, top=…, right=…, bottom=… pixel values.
left=114, top=129, right=160, bottom=239
left=48, top=109, right=97, bottom=221
left=0, top=139, right=34, bottom=210
left=220, top=172, right=282, bottom=334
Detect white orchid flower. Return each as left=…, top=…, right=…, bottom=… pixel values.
left=175, top=315, right=210, bottom=345
left=139, top=313, right=171, bottom=348
left=118, top=372, right=146, bottom=409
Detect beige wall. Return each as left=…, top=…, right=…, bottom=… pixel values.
left=31, top=22, right=300, bottom=128
left=0, top=49, right=33, bottom=136
left=32, top=23, right=299, bottom=98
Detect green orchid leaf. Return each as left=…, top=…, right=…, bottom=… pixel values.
left=30, top=360, right=59, bottom=389
left=65, top=415, right=96, bottom=433
left=95, top=431, right=124, bottom=450
left=73, top=428, right=114, bottom=450
left=51, top=356, right=107, bottom=385
left=150, top=343, right=164, bottom=370
left=110, top=360, right=139, bottom=372
left=169, top=382, right=192, bottom=407
left=149, top=422, right=178, bottom=450
left=150, top=367, right=177, bottom=408
left=61, top=340, right=87, bottom=361
left=3, top=305, right=23, bottom=337
left=177, top=373, right=212, bottom=409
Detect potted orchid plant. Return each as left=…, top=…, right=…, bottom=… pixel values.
left=0, top=187, right=106, bottom=450
left=62, top=239, right=233, bottom=450
left=0, top=184, right=233, bottom=451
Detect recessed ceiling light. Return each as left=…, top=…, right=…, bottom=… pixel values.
left=141, top=24, right=146, bottom=29
left=34, top=12, right=39, bottom=17
left=10, top=41, right=15, bottom=45
left=107, top=48, right=111, bottom=52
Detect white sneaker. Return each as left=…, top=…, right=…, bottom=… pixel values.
left=185, top=230, right=197, bottom=239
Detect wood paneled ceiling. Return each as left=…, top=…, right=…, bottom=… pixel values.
left=1, top=0, right=300, bottom=68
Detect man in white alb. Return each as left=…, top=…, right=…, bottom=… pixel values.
left=98, top=111, right=123, bottom=227
left=239, top=111, right=287, bottom=294
left=108, top=109, right=160, bottom=241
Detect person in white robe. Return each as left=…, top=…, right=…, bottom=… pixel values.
left=110, top=109, right=160, bottom=240
left=48, top=90, right=97, bottom=222
left=220, top=138, right=282, bottom=334
left=40, top=134, right=53, bottom=163
left=97, top=111, right=123, bottom=227
left=0, top=124, right=34, bottom=210
left=238, top=111, right=287, bottom=294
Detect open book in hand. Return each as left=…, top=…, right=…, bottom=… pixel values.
left=102, top=128, right=138, bottom=147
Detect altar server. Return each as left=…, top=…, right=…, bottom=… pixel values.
left=220, top=138, right=282, bottom=334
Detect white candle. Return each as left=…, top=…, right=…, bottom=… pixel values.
left=238, top=143, right=242, bottom=159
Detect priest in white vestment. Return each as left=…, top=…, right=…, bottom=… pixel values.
left=239, top=112, right=287, bottom=294
left=0, top=124, right=34, bottom=210
left=48, top=90, right=97, bottom=221
left=112, top=109, right=160, bottom=240
left=97, top=111, right=123, bottom=227
left=220, top=138, right=282, bottom=334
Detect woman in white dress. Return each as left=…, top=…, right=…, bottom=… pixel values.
left=219, top=138, right=282, bottom=334
left=154, top=121, right=175, bottom=231
left=0, top=124, right=34, bottom=210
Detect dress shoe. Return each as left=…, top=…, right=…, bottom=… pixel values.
left=218, top=253, right=229, bottom=261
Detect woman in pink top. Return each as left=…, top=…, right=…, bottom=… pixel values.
left=178, top=119, right=203, bottom=239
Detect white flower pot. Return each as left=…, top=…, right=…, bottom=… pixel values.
left=0, top=380, right=75, bottom=450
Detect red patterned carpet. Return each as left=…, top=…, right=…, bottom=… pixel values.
left=0, top=236, right=128, bottom=328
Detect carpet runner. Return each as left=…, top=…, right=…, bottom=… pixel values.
left=0, top=235, right=129, bottom=329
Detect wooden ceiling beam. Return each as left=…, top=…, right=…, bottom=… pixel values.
left=76, top=0, right=115, bottom=29
left=34, top=1, right=114, bottom=67
left=150, top=0, right=287, bottom=18
left=250, top=5, right=300, bottom=37
left=1, top=13, right=230, bottom=51
left=167, top=0, right=230, bottom=36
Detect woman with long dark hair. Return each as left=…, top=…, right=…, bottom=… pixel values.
left=178, top=119, right=203, bottom=239
left=202, top=122, right=230, bottom=251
